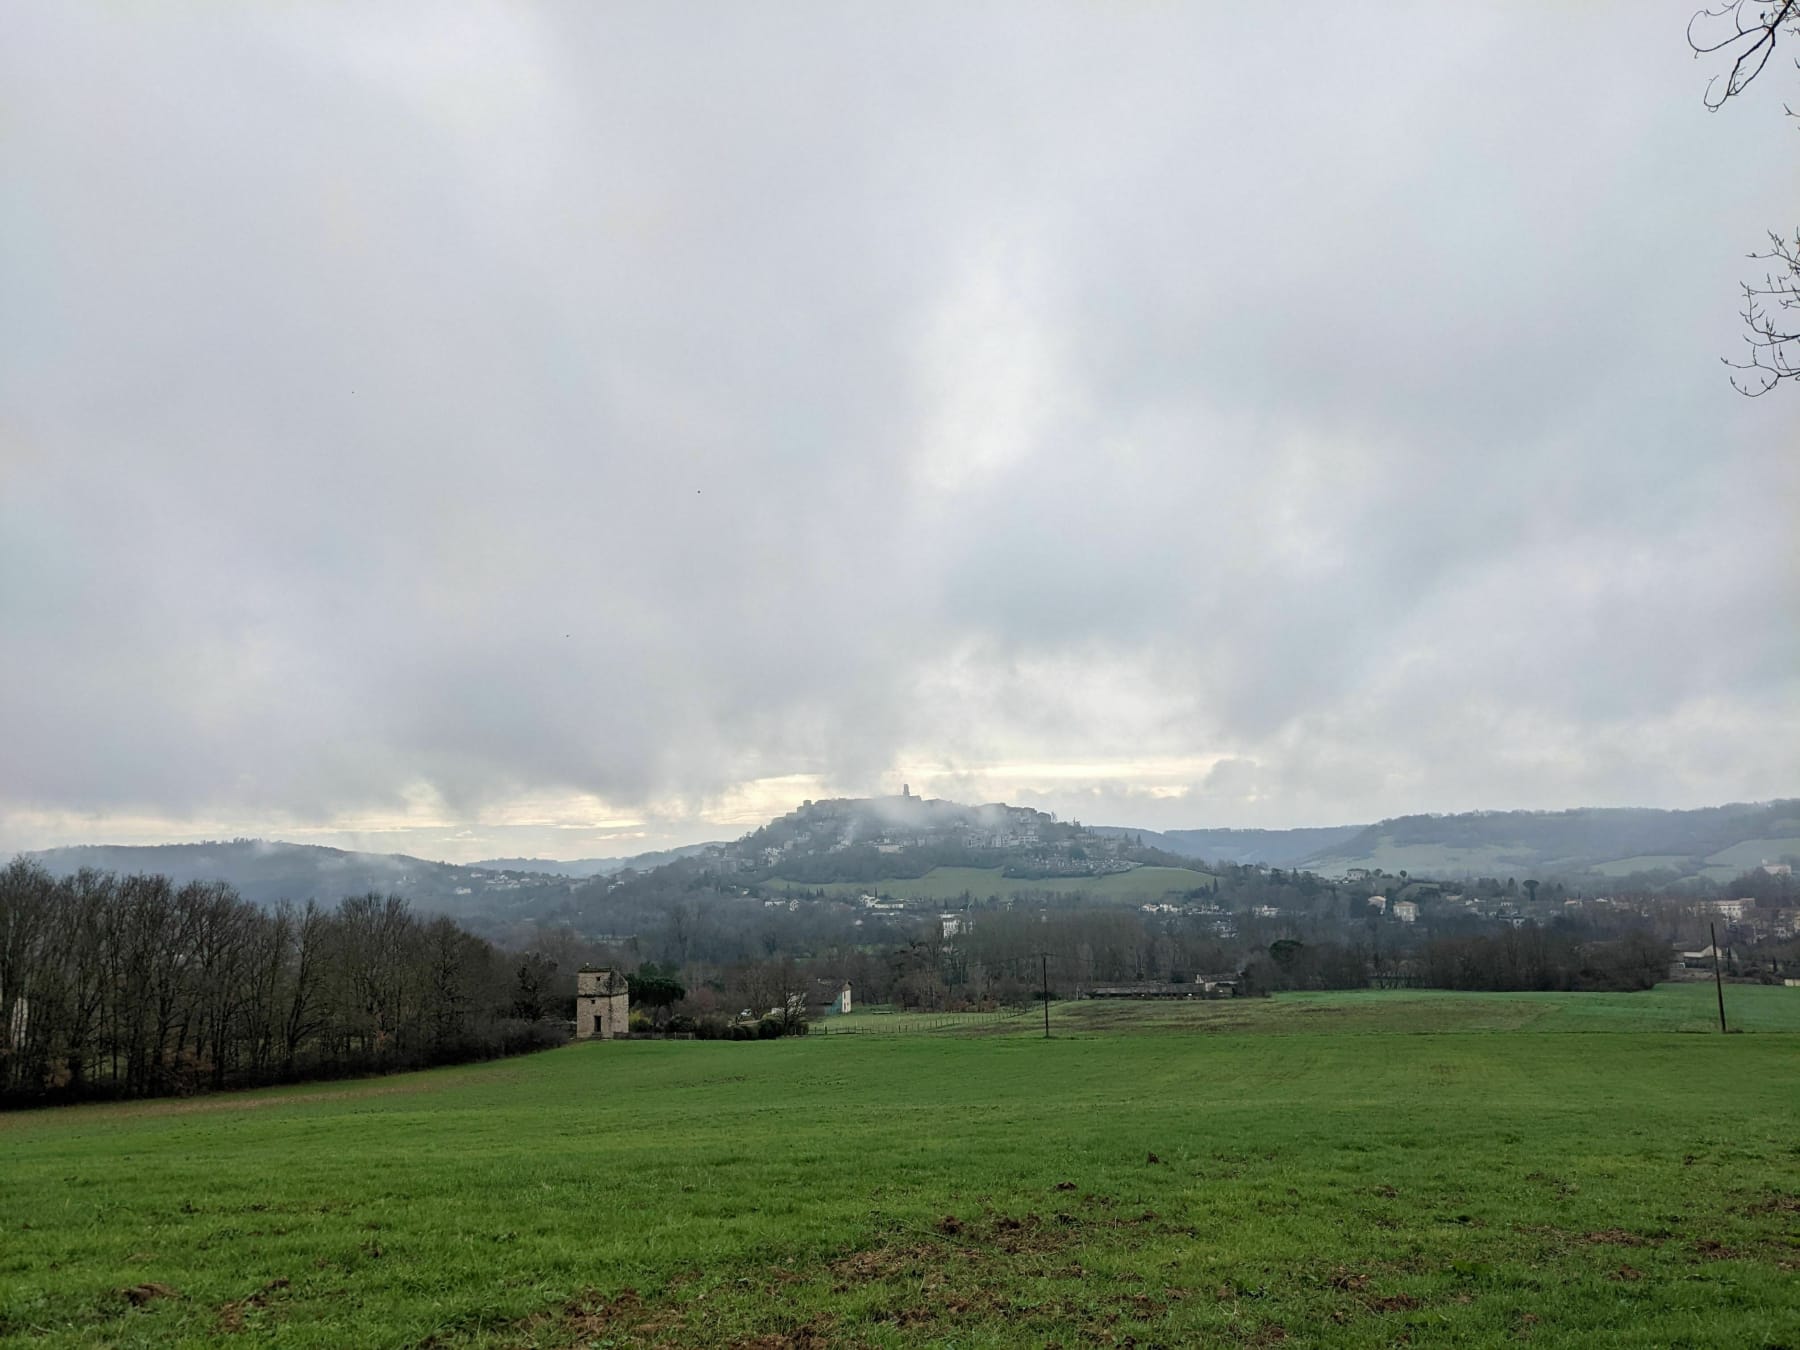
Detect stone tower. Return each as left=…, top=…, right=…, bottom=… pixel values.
left=575, top=966, right=629, bottom=1039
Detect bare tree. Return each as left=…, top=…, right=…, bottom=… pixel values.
left=281, top=900, right=329, bottom=1076
left=0, top=864, right=564, bottom=1106
left=1690, top=1, right=1800, bottom=393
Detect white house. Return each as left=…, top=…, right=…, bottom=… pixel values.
left=1678, top=944, right=1730, bottom=969
left=1391, top=899, right=1419, bottom=923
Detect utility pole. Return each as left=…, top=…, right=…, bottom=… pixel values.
left=1710, top=922, right=1728, bottom=1034
left=1041, top=953, right=1051, bottom=1039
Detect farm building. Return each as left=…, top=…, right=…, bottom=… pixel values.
left=1676, top=944, right=1731, bottom=971
left=1087, top=976, right=1240, bottom=1000
left=574, top=966, right=629, bottom=1039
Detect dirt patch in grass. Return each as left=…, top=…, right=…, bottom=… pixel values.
left=494, top=1286, right=692, bottom=1348
left=726, top=1319, right=841, bottom=1350
left=119, top=1282, right=178, bottom=1307
left=809, top=1210, right=1197, bottom=1342
left=827, top=1243, right=946, bottom=1286
left=1367, top=1293, right=1422, bottom=1312
left=216, top=1277, right=290, bottom=1332
left=1691, top=1239, right=1744, bottom=1261
left=832, top=1209, right=1078, bottom=1281
left=1742, top=1191, right=1800, bottom=1216
left=1579, top=1229, right=1653, bottom=1247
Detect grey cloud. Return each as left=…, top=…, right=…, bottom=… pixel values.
left=1, top=2, right=1794, bottom=856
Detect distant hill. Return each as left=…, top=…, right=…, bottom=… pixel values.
left=708, top=794, right=1191, bottom=886
left=24, top=798, right=1795, bottom=942
left=22, top=840, right=578, bottom=925
left=1094, top=825, right=1366, bottom=868
left=1096, top=802, right=1800, bottom=884
left=470, top=842, right=722, bottom=878
left=1294, top=801, right=1800, bottom=883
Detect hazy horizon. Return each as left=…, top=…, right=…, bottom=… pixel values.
left=16, top=789, right=1800, bottom=869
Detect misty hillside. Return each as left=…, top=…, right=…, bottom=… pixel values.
left=23, top=840, right=578, bottom=925
left=623, top=797, right=1799, bottom=888
left=469, top=842, right=722, bottom=878
left=1095, top=825, right=1367, bottom=868
left=22, top=797, right=1797, bottom=944
left=710, top=794, right=1189, bottom=885
left=1293, top=801, right=1800, bottom=882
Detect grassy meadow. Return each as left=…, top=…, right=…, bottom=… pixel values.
left=3, top=986, right=1797, bottom=1348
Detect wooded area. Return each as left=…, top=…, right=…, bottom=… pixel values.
left=0, top=860, right=563, bottom=1107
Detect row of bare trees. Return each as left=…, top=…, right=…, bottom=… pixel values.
left=0, top=860, right=562, bottom=1106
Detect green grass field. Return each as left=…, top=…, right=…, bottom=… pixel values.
left=768, top=864, right=1216, bottom=903
left=4, top=985, right=1797, bottom=1348
left=821, top=982, right=1800, bottom=1038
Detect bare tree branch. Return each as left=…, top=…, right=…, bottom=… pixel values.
left=1725, top=228, right=1800, bottom=393
left=1690, top=0, right=1799, bottom=108
left=1689, top=1, right=1800, bottom=392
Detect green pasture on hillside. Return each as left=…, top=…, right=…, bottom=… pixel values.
left=1327, top=835, right=1800, bottom=883
left=1698, top=837, right=1800, bottom=881
left=768, top=863, right=1216, bottom=903
left=1589, top=855, right=1695, bottom=877
left=1313, top=843, right=1539, bottom=878
left=4, top=985, right=1798, bottom=1348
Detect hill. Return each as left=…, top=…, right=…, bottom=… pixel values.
left=1095, top=801, right=1799, bottom=884
left=682, top=793, right=1203, bottom=888
left=1095, top=824, right=1366, bottom=867
left=22, top=840, right=577, bottom=927
left=21, top=796, right=1796, bottom=944
left=469, top=842, right=722, bottom=878
left=1295, top=800, right=1800, bottom=882
left=766, top=863, right=1216, bottom=904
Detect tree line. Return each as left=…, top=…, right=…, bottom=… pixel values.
left=0, top=860, right=564, bottom=1107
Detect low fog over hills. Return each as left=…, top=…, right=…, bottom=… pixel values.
left=468, top=844, right=722, bottom=879
left=23, top=841, right=576, bottom=928
left=24, top=798, right=1799, bottom=931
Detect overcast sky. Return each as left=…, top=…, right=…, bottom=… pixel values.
left=2, top=2, right=1796, bottom=863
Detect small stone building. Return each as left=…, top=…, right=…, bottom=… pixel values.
left=575, top=966, right=629, bottom=1039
